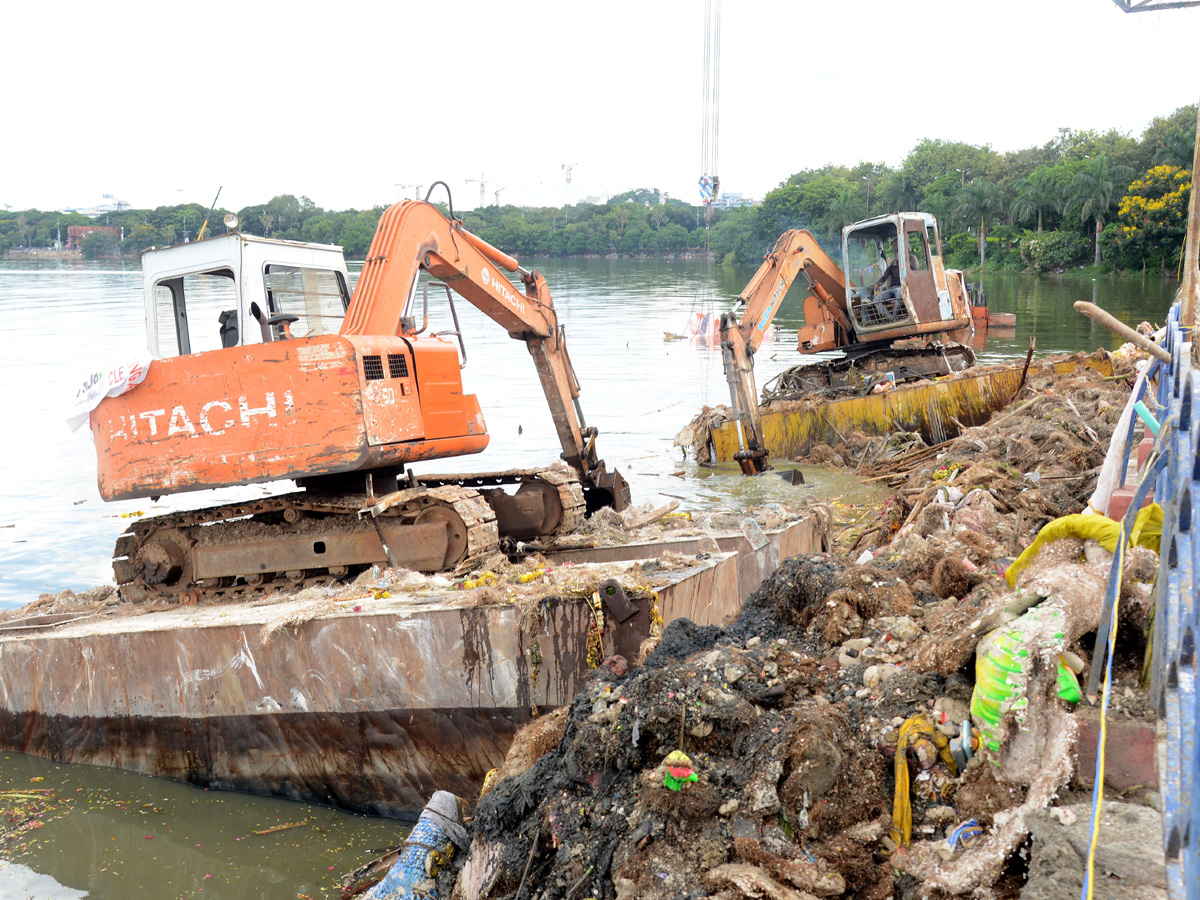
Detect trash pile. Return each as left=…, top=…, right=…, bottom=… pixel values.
left=427, top=354, right=1162, bottom=900
left=439, top=542, right=1155, bottom=898
left=832, top=355, right=1135, bottom=560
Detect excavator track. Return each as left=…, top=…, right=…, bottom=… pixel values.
left=414, top=467, right=586, bottom=545
left=112, top=467, right=586, bottom=604
left=762, top=343, right=977, bottom=401
left=113, top=485, right=499, bottom=604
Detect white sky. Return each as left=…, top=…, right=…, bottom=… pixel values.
left=4, top=0, right=1198, bottom=215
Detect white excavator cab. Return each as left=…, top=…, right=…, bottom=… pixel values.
left=140, top=233, right=352, bottom=359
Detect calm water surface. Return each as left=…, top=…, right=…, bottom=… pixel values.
left=0, top=255, right=1180, bottom=898
left=0, top=749, right=408, bottom=900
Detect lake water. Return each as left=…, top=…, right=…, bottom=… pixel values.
left=0, top=255, right=1179, bottom=898
left=0, top=749, right=410, bottom=900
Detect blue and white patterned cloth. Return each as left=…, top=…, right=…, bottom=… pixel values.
left=364, top=791, right=468, bottom=900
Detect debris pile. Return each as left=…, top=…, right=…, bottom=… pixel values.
left=436, top=354, right=1160, bottom=900
left=838, top=355, right=1135, bottom=564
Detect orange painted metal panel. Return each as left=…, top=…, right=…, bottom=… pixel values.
left=411, top=338, right=471, bottom=440
left=93, top=336, right=368, bottom=500
left=341, top=335, right=424, bottom=446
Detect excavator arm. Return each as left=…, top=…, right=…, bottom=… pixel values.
left=718, top=229, right=849, bottom=475
left=344, top=199, right=629, bottom=510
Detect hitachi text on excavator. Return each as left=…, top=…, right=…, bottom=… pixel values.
left=90, top=185, right=629, bottom=602
left=719, top=213, right=975, bottom=475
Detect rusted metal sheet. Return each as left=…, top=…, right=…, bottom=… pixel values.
left=0, top=554, right=739, bottom=817
left=709, top=357, right=1114, bottom=463
left=903, top=218, right=941, bottom=324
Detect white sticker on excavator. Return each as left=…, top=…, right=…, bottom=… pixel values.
left=67, top=353, right=154, bottom=432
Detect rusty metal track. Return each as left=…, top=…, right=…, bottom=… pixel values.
left=112, top=467, right=585, bottom=604
left=113, top=485, right=499, bottom=604
left=414, top=467, right=586, bottom=541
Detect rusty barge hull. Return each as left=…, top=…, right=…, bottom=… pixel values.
left=709, top=355, right=1112, bottom=463
left=0, top=516, right=827, bottom=819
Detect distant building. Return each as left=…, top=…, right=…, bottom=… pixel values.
left=712, top=192, right=757, bottom=209
left=61, top=194, right=131, bottom=218
left=67, top=225, right=120, bottom=251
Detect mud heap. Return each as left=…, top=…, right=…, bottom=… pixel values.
left=431, top=354, right=1162, bottom=900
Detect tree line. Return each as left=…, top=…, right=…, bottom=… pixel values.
left=1, top=105, right=1193, bottom=276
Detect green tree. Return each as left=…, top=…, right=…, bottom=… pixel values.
left=1067, top=155, right=1135, bottom=265
left=1010, top=168, right=1060, bottom=232
left=1156, top=126, right=1196, bottom=169
left=817, top=189, right=866, bottom=242
left=608, top=188, right=660, bottom=206
left=900, top=139, right=996, bottom=197
left=123, top=225, right=162, bottom=254
left=876, top=172, right=920, bottom=215
left=1138, top=105, right=1198, bottom=171
left=338, top=210, right=381, bottom=256
left=81, top=231, right=117, bottom=259
left=953, top=179, right=1005, bottom=266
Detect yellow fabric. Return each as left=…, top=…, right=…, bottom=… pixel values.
left=1005, top=504, right=1163, bottom=588
left=889, top=715, right=958, bottom=848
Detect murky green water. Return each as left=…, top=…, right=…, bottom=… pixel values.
left=0, top=256, right=1180, bottom=897
left=0, top=750, right=407, bottom=899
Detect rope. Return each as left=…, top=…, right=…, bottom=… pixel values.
left=1080, top=522, right=1124, bottom=900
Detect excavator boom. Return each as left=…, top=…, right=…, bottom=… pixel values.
left=348, top=200, right=627, bottom=509
left=720, top=229, right=849, bottom=474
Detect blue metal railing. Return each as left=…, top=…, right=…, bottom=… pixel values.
left=1115, top=302, right=1197, bottom=900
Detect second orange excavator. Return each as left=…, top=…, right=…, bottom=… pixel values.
left=90, top=185, right=629, bottom=602
left=719, top=212, right=975, bottom=474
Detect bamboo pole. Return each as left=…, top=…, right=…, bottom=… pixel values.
left=1073, top=301, right=1171, bottom=363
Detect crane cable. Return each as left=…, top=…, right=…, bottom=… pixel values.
left=699, top=0, right=721, bottom=206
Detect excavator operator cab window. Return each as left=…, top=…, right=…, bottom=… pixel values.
left=152, top=270, right=237, bottom=358
left=255, top=265, right=350, bottom=342
left=906, top=231, right=929, bottom=271
left=926, top=224, right=941, bottom=258
left=844, top=224, right=911, bottom=329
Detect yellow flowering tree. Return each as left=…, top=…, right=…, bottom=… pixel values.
left=1115, top=165, right=1192, bottom=271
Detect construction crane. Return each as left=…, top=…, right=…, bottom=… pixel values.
left=494, top=187, right=506, bottom=207
left=465, top=174, right=486, bottom=208
left=699, top=0, right=721, bottom=225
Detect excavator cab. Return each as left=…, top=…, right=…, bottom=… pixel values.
left=141, top=233, right=352, bottom=358
left=841, top=213, right=961, bottom=339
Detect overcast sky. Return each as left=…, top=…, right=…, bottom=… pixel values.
left=4, top=0, right=1197, bottom=215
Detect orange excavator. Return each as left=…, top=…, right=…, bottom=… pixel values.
left=720, top=213, right=975, bottom=474
left=91, top=186, right=629, bottom=602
